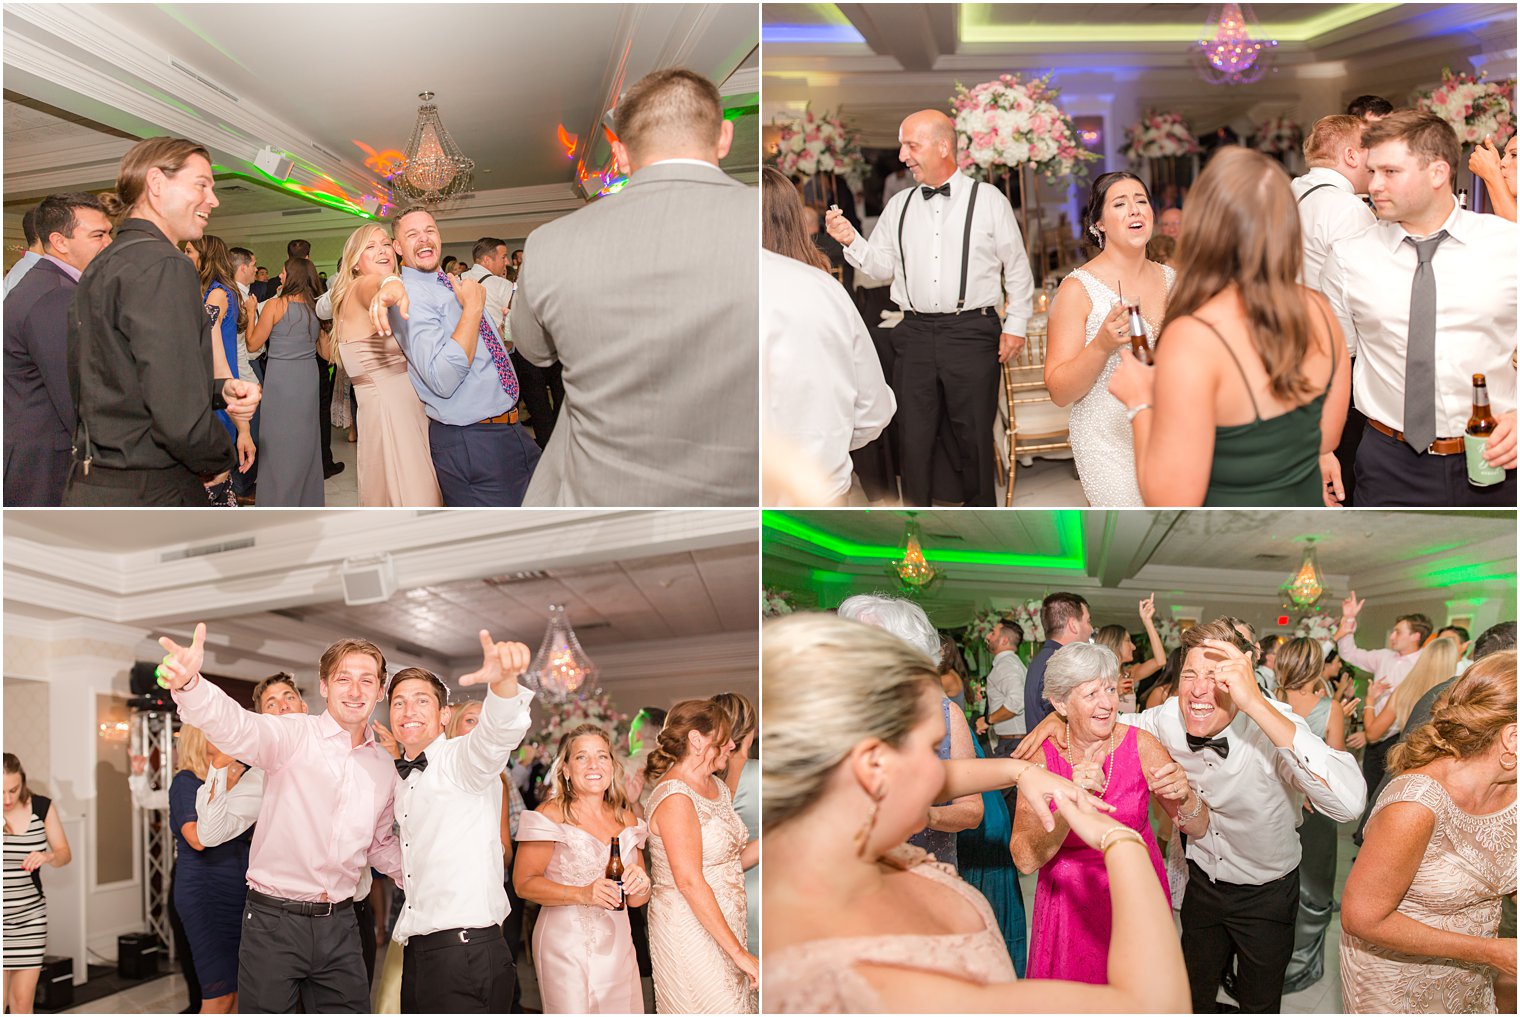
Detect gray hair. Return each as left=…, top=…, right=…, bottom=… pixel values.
left=1043, top=642, right=1120, bottom=705
left=836, top=594, right=939, bottom=664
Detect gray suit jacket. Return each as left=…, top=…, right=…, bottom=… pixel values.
left=510, top=161, right=758, bottom=506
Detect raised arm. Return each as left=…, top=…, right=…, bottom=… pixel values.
left=1130, top=594, right=1166, bottom=682
left=835, top=201, right=902, bottom=283
left=446, top=631, right=534, bottom=792
left=160, top=624, right=304, bottom=770
left=652, top=792, right=759, bottom=988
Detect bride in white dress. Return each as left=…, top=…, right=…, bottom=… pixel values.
left=1045, top=172, right=1176, bottom=506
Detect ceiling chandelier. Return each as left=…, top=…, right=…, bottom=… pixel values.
left=1280, top=539, right=1329, bottom=611
left=523, top=604, right=598, bottom=704
left=1193, top=4, right=1277, bottom=87
left=891, top=514, right=942, bottom=595
left=390, top=91, right=475, bottom=207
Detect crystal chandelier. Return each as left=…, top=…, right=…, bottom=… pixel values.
left=524, top=604, right=598, bottom=704
left=892, top=515, right=942, bottom=594
left=1280, top=540, right=1328, bottom=611
left=1193, top=4, right=1277, bottom=87
left=390, top=91, right=475, bottom=206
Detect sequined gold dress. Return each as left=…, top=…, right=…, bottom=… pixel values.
left=1340, top=773, right=1517, bottom=1014
left=765, top=845, right=1016, bottom=1013
left=646, top=777, right=755, bottom=1014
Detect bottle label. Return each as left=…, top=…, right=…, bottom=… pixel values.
left=1465, top=434, right=1505, bottom=486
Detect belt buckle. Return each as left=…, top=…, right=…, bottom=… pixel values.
left=457, top=929, right=469, bottom=944
left=313, top=900, right=334, bottom=918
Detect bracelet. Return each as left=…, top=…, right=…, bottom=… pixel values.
left=1126, top=403, right=1152, bottom=423
left=1176, top=790, right=1206, bottom=825
left=1099, top=828, right=1146, bottom=856
left=379, top=274, right=403, bottom=289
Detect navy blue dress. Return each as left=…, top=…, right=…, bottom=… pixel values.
left=170, top=770, right=251, bottom=999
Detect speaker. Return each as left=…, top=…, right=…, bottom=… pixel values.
left=130, top=661, right=161, bottom=695
left=359, top=195, right=381, bottom=216
left=36, top=955, right=73, bottom=1010
left=117, top=932, right=161, bottom=979
left=340, top=554, right=397, bottom=606
left=254, top=145, right=294, bottom=180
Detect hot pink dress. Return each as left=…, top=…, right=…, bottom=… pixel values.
left=1027, top=726, right=1170, bottom=982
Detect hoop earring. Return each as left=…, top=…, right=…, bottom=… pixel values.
left=1502, top=750, right=1516, bottom=771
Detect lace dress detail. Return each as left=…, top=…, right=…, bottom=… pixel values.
left=646, top=778, right=755, bottom=1013
left=517, top=812, right=647, bottom=1013
left=1340, top=773, right=1517, bottom=1014
left=765, top=845, right=1015, bottom=1013
left=1066, top=265, right=1175, bottom=507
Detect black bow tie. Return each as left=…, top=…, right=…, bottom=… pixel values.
left=1186, top=734, right=1230, bottom=757
left=395, top=753, right=428, bottom=778
left=921, top=183, right=951, bottom=199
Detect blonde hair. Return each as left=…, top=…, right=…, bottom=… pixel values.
left=1389, top=650, right=1515, bottom=773
left=331, top=223, right=391, bottom=324
left=643, top=699, right=733, bottom=786
left=445, top=700, right=481, bottom=739
left=761, top=613, right=939, bottom=832
left=1391, top=637, right=1462, bottom=734
left=544, top=725, right=636, bottom=827
left=176, top=724, right=211, bottom=781
left=710, top=691, right=757, bottom=745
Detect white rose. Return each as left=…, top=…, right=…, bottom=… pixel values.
left=789, top=133, right=805, bottom=153
left=819, top=151, right=836, bottom=172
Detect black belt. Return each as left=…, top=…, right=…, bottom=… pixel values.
left=247, top=889, right=354, bottom=917
left=406, top=925, right=502, bottom=951
left=901, top=306, right=998, bottom=319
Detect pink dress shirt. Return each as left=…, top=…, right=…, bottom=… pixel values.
left=1336, top=634, right=1420, bottom=734
left=172, top=677, right=403, bottom=901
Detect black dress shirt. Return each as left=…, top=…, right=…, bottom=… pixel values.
left=67, top=218, right=233, bottom=474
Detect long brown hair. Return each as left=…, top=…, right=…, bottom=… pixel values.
left=643, top=698, right=732, bottom=785
left=1389, top=650, right=1515, bottom=773
left=4, top=753, right=32, bottom=805
left=1274, top=637, right=1326, bottom=696
left=1160, top=146, right=1319, bottom=404
left=189, top=234, right=247, bottom=334
left=100, top=137, right=212, bottom=222
left=544, top=724, right=636, bottom=827
left=762, top=167, right=830, bottom=272
left=279, top=257, right=322, bottom=305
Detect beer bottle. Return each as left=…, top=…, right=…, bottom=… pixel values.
left=1465, top=373, right=1504, bottom=487
left=606, top=839, right=625, bottom=911
left=1457, top=187, right=1469, bottom=210
left=1126, top=304, right=1151, bottom=365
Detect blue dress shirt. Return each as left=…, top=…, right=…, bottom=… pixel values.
left=388, top=266, right=514, bottom=426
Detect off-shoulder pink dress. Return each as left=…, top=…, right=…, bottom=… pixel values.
left=764, top=845, right=1015, bottom=1012
left=516, top=811, right=648, bottom=1014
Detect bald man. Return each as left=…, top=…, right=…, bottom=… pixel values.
left=825, top=110, right=1033, bottom=506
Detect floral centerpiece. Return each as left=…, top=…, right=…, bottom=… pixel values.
left=1252, top=115, right=1303, bottom=156
left=1415, top=67, right=1515, bottom=145
left=1122, top=110, right=1200, bottom=161
left=1293, top=612, right=1339, bottom=649
left=763, top=586, right=799, bottom=618
left=951, top=73, right=1098, bottom=184
left=770, top=106, right=867, bottom=187
left=525, top=685, right=629, bottom=759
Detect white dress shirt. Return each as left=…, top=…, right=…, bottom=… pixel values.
left=843, top=169, right=1034, bottom=335
left=762, top=250, right=896, bottom=502
left=1127, top=699, right=1366, bottom=885
left=391, top=686, right=533, bottom=945
left=461, top=263, right=514, bottom=340
left=984, top=649, right=1028, bottom=738
left=1319, top=201, right=1518, bottom=436
left=1292, top=166, right=1376, bottom=304
left=194, top=764, right=265, bottom=847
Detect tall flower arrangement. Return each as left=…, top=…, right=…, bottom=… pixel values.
left=1293, top=612, right=1339, bottom=646
left=1122, top=111, right=1200, bottom=161
left=770, top=107, right=867, bottom=187
left=1252, top=115, right=1303, bottom=156
left=951, top=73, right=1098, bottom=184
left=525, top=685, right=629, bottom=758
left=1415, top=67, right=1515, bottom=145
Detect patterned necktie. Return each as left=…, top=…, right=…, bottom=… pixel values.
left=1401, top=231, right=1448, bottom=452
left=436, top=271, right=519, bottom=406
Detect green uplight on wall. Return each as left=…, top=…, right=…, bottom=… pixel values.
left=958, top=2, right=1399, bottom=44
left=763, top=510, right=1086, bottom=571
left=1420, top=561, right=1517, bottom=588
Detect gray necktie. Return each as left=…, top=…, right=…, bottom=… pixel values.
left=1402, top=231, right=1448, bottom=452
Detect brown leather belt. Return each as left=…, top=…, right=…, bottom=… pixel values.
left=474, top=409, right=520, bottom=426
left=1366, top=417, right=1464, bottom=455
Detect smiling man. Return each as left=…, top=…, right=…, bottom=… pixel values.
left=369, top=207, right=540, bottom=506
left=64, top=137, right=261, bottom=506
left=385, top=632, right=533, bottom=1014
left=157, top=625, right=404, bottom=1013
left=1019, top=618, right=1365, bottom=1012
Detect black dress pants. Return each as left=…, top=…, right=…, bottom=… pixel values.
left=1181, top=860, right=1300, bottom=1013
left=890, top=310, right=1001, bottom=506
left=237, top=895, right=370, bottom=1013
left=510, top=350, right=561, bottom=449
left=1355, top=423, right=1517, bottom=506
left=400, top=926, right=513, bottom=1014
left=316, top=358, right=336, bottom=471
left=849, top=286, right=902, bottom=501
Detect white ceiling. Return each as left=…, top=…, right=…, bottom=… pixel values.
left=763, top=3, right=1518, bottom=145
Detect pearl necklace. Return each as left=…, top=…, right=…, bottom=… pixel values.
left=1064, top=726, right=1117, bottom=799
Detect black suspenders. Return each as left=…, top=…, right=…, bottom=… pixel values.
left=896, top=180, right=982, bottom=313
left=1297, top=182, right=1338, bottom=204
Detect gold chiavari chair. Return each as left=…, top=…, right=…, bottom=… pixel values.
left=997, top=318, right=1072, bottom=505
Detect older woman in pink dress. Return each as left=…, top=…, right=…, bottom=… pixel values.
left=515, top=724, right=650, bottom=1013
left=1011, top=642, right=1210, bottom=983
